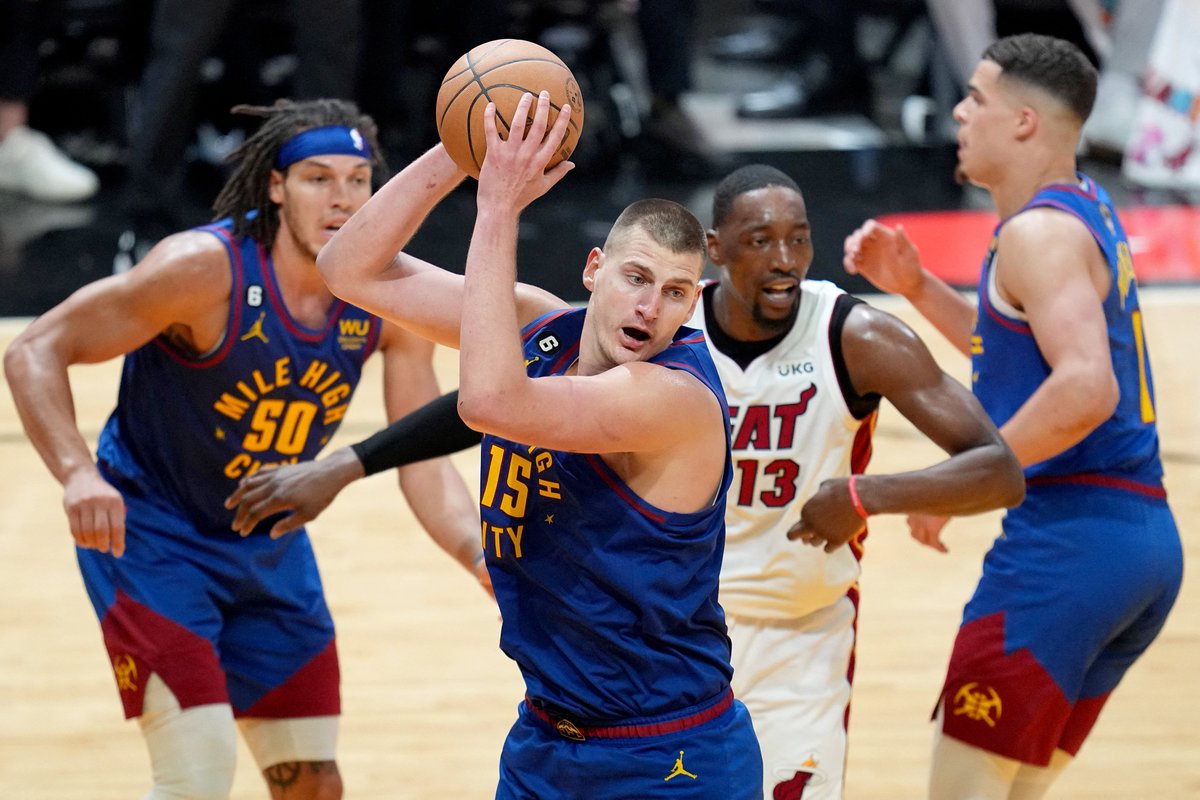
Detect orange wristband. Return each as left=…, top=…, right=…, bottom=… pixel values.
left=847, top=474, right=869, bottom=520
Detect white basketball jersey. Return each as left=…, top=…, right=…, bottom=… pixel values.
left=690, top=280, right=875, bottom=620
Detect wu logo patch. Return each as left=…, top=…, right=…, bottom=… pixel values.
left=337, top=318, right=371, bottom=351
left=664, top=750, right=697, bottom=782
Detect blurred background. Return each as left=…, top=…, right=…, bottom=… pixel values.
left=2, top=0, right=1197, bottom=314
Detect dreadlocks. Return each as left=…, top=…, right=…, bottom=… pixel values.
left=211, top=98, right=387, bottom=248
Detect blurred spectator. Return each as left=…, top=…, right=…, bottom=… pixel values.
left=634, top=0, right=731, bottom=176
left=722, top=0, right=874, bottom=120
left=0, top=0, right=100, bottom=203
left=1081, top=0, right=1167, bottom=161
left=905, top=0, right=1122, bottom=143
left=119, top=0, right=362, bottom=258
left=1121, top=0, right=1199, bottom=189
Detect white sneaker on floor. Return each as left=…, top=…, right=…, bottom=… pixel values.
left=0, top=125, right=100, bottom=203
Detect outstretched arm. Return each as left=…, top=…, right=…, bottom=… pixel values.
left=788, top=303, right=1024, bottom=551
left=843, top=220, right=978, bottom=355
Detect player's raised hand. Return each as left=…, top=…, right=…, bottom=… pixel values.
left=844, top=220, right=925, bottom=298
left=477, top=91, right=573, bottom=212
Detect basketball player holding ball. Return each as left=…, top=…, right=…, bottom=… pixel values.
left=315, top=88, right=766, bottom=797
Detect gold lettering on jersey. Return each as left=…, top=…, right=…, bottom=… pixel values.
left=321, top=383, right=351, bottom=408
left=1116, top=241, right=1135, bottom=310
left=480, top=443, right=563, bottom=558
left=214, top=394, right=251, bottom=419
left=970, top=335, right=983, bottom=356
left=481, top=520, right=525, bottom=558
left=323, top=404, right=350, bottom=425
left=223, top=454, right=300, bottom=479
left=212, top=356, right=355, bottom=480
left=952, top=682, right=1002, bottom=727
left=481, top=444, right=533, bottom=517
left=339, top=319, right=370, bottom=336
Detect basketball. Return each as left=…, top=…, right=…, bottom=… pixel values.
left=435, top=39, right=585, bottom=179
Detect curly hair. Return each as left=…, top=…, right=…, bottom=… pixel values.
left=211, top=98, right=387, bottom=248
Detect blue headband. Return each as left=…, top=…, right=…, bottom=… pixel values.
left=275, top=125, right=372, bottom=169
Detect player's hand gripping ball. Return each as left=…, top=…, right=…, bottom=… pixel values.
left=436, top=39, right=585, bottom=179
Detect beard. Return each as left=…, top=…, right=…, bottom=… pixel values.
left=752, top=295, right=800, bottom=337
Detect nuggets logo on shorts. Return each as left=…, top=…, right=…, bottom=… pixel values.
left=555, top=719, right=586, bottom=741
left=112, top=653, right=138, bottom=692
left=952, top=682, right=1003, bottom=727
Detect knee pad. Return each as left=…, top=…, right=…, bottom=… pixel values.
left=138, top=674, right=237, bottom=800
left=238, top=715, right=339, bottom=771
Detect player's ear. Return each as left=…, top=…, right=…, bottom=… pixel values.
left=1014, top=105, right=1038, bottom=141
left=582, top=247, right=602, bottom=292
left=706, top=230, right=723, bottom=265
left=268, top=169, right=286, bottom=204
left=685, top=283, right=702, bottom=320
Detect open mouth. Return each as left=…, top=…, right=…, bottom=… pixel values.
left=762, top=278, right=799, bottom=302
left=622, top=326, right=650, bottom=342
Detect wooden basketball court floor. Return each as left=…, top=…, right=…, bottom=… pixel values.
left=1, top=289, right=1197, bottom=798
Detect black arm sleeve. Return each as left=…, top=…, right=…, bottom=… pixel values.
left=349, top=390, right=483, bottom=476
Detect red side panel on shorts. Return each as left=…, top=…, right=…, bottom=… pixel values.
left=99, top=589, right=227, bottom=719
left=1059, top=692, right=1110, bottom=756
left=238, top=640, right=340, bottom=719
left=937, top=612, right=1071, bottom=766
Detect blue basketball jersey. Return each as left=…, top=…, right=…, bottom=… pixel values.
left=95, top=219, right=381, bottom=536
left=482, top=308, right=735, bottom=722
left=972, top=174, right=1163, bottom=486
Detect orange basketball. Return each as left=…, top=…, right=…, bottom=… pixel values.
left=435, top=39, right=585, bottom=179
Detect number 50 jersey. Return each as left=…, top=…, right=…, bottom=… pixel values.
left=96, top=220, right=380, bottom=537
